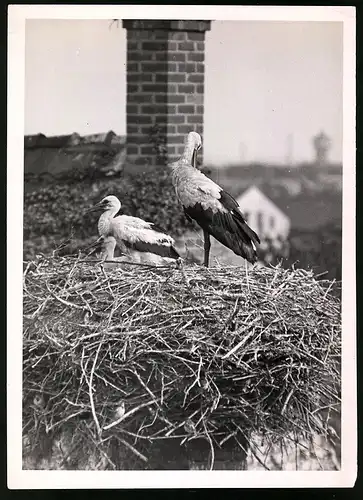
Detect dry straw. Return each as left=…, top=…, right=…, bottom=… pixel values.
left=22, top=256, right=341, bottom=470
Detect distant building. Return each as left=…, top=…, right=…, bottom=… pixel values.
left=236, top=185, right=291, bottom=251
left=313, top=131, right=331, bottom=167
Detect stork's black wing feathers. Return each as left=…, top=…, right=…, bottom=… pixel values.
left=183, top=208, right=196, bottom=224
left=123, top=239, right=180, bottom=259
left=219, top=190, right=261, bottom=245
left=184, top=195, right=260, bottom=264
left=150, top=222, right=170, bottom=235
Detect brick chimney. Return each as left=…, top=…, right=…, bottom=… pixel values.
left=123, top=20, right=211, bottom=167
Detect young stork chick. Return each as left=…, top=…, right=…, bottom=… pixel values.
left=87, top=235, right=130, bottom=268
left=86, top=195, right=181, bottom=266
left=169, top=131, right=260, bottom=268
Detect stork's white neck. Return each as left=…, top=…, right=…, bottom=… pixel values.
left=98, top=208, right=118, bottom=236
left=181, top=136, right=197, bottom=165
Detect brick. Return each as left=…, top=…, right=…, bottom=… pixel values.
left=141, top=104, right=167, bottom=114
left=167, top=145, right=176, bottom=155
left=196, top=63, right=204, bottom=73
left=178, top=84, right=195, bottom=94
left=167, top=125, right=177, bottom=134
left=153, top=31, right=170, bottom=41
left=154, top=51, right=168, bottom=62
left=141, top=146, right=155, bottom=155
left=169, top=52, right=186, bottom=62
left=127, top=83, right=139, bottom=93
left=142, top=84, right=167, bottom=93
left=127, top=41, right=140, bottom=51
left=127, top=62, right=139, bottom=72
left=178, top=63, right=196, bottom=73
left=167, top=94, right=186, bottom=104
left=197, top=42, right=204, bottom=51
left=196, top=84, right=204, bottom=94
left=141, top=62, right=168, bottom=72
left=187, top=32, right=205, bottom=41
left=127, top=145, right=140, bottom=155
left=126, top=104, right=140, bottom=114
left=168, top=73, right=186, bottom=83
left=168, top=115, right=185, bottom=124
left=167, top=62, right=178, bottom=72
left=178, top=42, right=195, bottom=51
left=154, top=114, right=168, bottom=124
left=128, top=73, right=153, bottom=83
left=187, top=74, right=204, bottom=83
left=127, top=115, right=152, bottom=125
left=127, top=125, right=140, bottom=134
left=140, top=126, right=151, bottom=135
left=186, top=94, right=203, bottom=104
left=166, top=84, right=178, bottom=93
left=169, top=32, right=187, bottom=41
left=188, top=52, right=204, bottom=62
left=168, top=42, right=177, bottom=51
left=142, top=41, right=168, bottom=51
left=168, top=134, right=185, bottom=144
left=155, top=73, right=168, bottom=83
left=128, top=93, right=154, bottom=103
left=187, top=115, right=203, bottom=124
left=177, top=145, right=186, bottom=155
left=177, top=125, right=195, bottom=134
left=196, top=105, right=204, bottom=114
left=128, top=51, right=154, bottom=61
left=178, top=105, right=195, bottom=114
left=127, top=31, right=148, bottom=41
left=128, top=30, right=168, bottom=41
left=155, top=94, right=168, bottom=103
left=140, top=126, right=155, bottom=134
left=127, top=134, right=149, bottom=144
left=139, top=104, right=173, bottom=115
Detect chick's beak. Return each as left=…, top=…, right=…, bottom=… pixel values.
left=84, top=201, right=106, bottom=215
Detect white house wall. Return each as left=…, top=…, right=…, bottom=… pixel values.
left=236, top=186, right=291, bottom=244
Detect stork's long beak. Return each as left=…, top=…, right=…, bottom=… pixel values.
left=84, top=200, right=106, bottom=215
left=192, top=147, right=198, bottom=169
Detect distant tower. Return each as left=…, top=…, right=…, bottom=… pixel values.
left=313, top=131, right=331, bottom=167
left=285, top=134, right=294, bottom=166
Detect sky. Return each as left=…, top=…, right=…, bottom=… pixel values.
left=24, top=19, right=343, bottom=165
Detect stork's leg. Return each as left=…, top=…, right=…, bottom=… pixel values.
left=203, top=230, right=211, bottom=267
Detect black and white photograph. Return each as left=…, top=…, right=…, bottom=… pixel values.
left=7, top=4, right=356, bottom=489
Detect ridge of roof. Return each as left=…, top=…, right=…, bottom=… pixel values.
left=24, top=131, right=126, bottom=149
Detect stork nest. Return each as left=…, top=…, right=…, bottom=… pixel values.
left=22, top=256, right=341, bottom=470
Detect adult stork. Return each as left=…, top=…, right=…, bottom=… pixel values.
left=86, top=195, right=181, bottom=266
left=169, top=131, right=260, bottom=268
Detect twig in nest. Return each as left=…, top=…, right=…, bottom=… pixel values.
left=89, top=342, right=103, bottom=438
left=245, top=260, right=250, bottom=292
left=203, top=421, right=215, bottom=471
left=103, top=400, right=160, bottom=431
left=176, top=257, right=191, bottom=288
left=115, top=436, right=148, bottom=463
